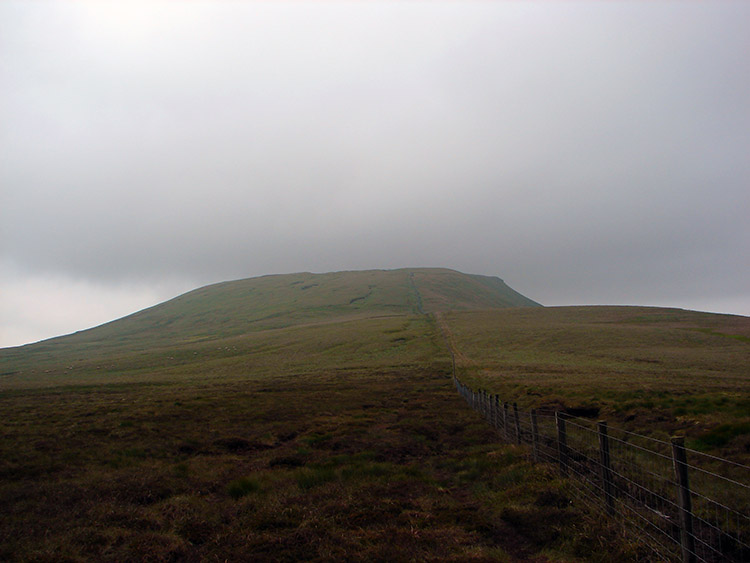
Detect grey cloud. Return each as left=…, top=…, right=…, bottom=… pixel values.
left=1, top=1, right=749, bottom=347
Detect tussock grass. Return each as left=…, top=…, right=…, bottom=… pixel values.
left=294, top=466, right=338, bottom=490
left=691, top=421, right=750, bottom=450
left=227, top=476, right=261, bottom=498
left=0, top=368, right=635, bottom=561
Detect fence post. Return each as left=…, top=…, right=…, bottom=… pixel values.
left=489, top=394, right=496, bottom=429
left=513, top=402, right=522, bottom=444
left=671, top=437, right=696, bottom=563
left=530, top=409, right=539, bottom=462
left=494, top=395, right=500, bottom=431
left=503, top=402, right=509, bottom=441
left=556, top=412, right=568, bottom=476
left=598, top=421, right=615, bottom=516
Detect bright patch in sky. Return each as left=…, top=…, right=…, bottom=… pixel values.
left=0, top=263, right=193, bottom=347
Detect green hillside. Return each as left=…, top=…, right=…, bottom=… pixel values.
left=441, top=306, right=750, bottom=458
left=2, top=269, right=748, bottom=561
left=0, top=268, right=539, bottom=389
left=412, top=269, right=540, bottom=312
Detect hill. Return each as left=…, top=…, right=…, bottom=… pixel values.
left=0, top=268, right=539, bottom=388
left=2, top=269, right=748, bottom=560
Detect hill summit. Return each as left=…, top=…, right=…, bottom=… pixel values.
left=31, top=268, right=540, bottom=347
left=0, top=268, right=539, bottom=387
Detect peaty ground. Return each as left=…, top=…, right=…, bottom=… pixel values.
left=0, top=367, right=635, bottom=562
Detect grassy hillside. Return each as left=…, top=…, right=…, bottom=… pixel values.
left=0, top=269, right=642, bottom=561
left=2, top=268, right=747, bottom=560
left=0, top=268, right=537, bottom=389
left=413, top=269, right=541, bottom=312
left=441, top=306, right=750, bottom=459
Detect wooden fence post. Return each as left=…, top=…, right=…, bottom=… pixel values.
left=494, top=395, right=500, bottom=431
left=513, top=402, right=522, bottom=444
left=598, top=421, right=615, bottom=516
left=530, top=409, right=539, bottom=462
left=503, top=402, right=509, bottom=441
left=671, top=437, right=696, bottom=563
left=556, top=412, right=568, bottom=476
left=489, top=394, right=496, bottom=429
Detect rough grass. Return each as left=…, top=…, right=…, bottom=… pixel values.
left=442, top=306, right=750, bottom=462
left=0, top=268, right=534, bottom=388
left=0, top=314, right=444, bottom=389
left=2, top=273, right=748, bottom=559
left=0, top=368, right=639, bottom=562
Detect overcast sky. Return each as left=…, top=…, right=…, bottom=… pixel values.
left=2, top=1, right=749, bottom=348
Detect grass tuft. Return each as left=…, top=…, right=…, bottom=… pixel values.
left=294, top=467, right=337, bottom=490
left=690, top=421, right=750, bottom=450
left=227, top=476, right=261, bottom=499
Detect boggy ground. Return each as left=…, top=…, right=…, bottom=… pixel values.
left=0, top=367, right=636, bottom=562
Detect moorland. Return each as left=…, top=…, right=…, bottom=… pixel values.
left=1, top=268, right=748, bottom=561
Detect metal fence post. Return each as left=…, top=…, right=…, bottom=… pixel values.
left=530, top=409, right=539, bottom=462
left=671, top=437, right=696, bottom=563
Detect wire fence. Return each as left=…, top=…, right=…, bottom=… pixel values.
left=453, top=375, right=750, bottom=562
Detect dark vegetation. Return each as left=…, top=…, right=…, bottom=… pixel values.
left=0, top=369, right=637, bottom=561
left=1, top=268, right=747, bottom=560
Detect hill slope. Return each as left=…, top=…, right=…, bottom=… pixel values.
left=411, top=269, right=540, bottom=312
left=0, top=268, right=539, bottom=388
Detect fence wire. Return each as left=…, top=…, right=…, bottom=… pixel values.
left=453, top=376, right=750, bottom=562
